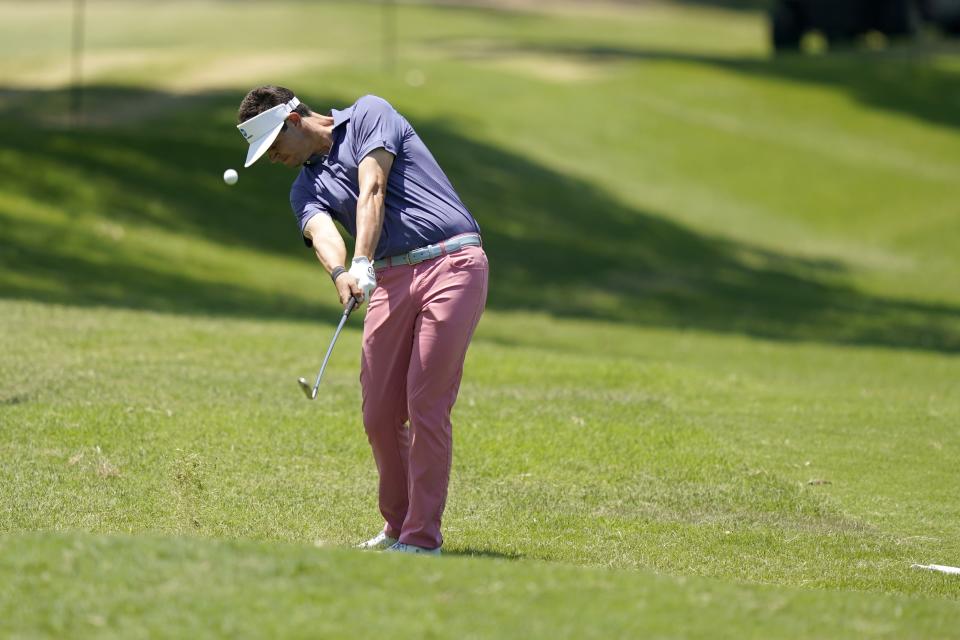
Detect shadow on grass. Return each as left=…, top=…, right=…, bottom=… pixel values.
left=443, top=548, right=523, bottom=561
left=1, top=85, right=958, bottom=352
left=0, top=394, right=31, bottom=406
left=668, top=0, right=771, bottom=11
left=427, top=0, right=769, bottom=13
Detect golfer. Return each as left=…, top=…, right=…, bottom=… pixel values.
left=236, top=86, right=488, bottom=555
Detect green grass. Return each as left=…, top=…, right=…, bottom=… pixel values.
left=2, top=0, right=960, bottom=637
left=2, top=532, right=957, bottom=639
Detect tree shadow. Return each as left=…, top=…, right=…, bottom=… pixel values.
left=0, top=85, right=335, bottom=318
left=421, top=119, right=960, bottom=352
left=0, top=85, right=299, bottom=255
left=426, top=0, right=769, bottom=13
left=1, top=84, right=958, bottom=352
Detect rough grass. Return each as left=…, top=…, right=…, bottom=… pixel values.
left=2, top=0, right=960, bottom=637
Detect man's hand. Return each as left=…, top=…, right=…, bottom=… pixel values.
left=348, top=256, right=377, bottom=303
left=334, top=269, right=363, bottom=307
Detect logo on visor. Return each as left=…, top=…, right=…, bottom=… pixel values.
left=239, top=127, right=252, bottom=141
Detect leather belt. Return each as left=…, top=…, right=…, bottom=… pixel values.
left=373, top=233, right=482, bottom=270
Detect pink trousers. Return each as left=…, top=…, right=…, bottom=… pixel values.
left=360, top=244, right=488, bottom=549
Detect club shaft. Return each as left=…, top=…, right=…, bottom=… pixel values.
left=309, top=299, right=357, bottom=397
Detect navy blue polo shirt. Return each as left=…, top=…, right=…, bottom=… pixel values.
left=290, top=95, right=480, bottom=260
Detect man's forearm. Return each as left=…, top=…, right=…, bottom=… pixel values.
left=354, top=150, right=394, bottom=260
left=304, top=214, right=348, bottom=275
left=353, top=191, right=384, bottom=260
left=313, top=235, right=347, bottom=275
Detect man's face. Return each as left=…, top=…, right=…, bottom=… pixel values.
left=267, top=117, right=311, bottom=167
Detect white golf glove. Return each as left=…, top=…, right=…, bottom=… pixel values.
left=349, top=256, right=377, bottom=303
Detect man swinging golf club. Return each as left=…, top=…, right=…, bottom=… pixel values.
left=237, top=87, right=488, bottom=555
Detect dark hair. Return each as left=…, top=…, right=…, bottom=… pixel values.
left=237, top=85, right=312, bottom=123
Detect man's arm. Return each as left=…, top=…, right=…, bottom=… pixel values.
left=304, top=213, right=346, bottom=274
left=303, top=213, right=361, bottom=305
left=353, top=148, right=395, bottom=260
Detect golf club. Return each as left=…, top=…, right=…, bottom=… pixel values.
left=298, top=296, right=358, bottom=400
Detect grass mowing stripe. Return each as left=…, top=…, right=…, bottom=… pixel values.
left=2, top=532, right=958, bottom=640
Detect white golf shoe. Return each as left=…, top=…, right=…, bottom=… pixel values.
left=357, top=531, right=398, bottom=550
left=385, top=542, right=441, bottom=556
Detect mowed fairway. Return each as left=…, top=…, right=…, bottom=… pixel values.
left=2, top=1, right=960, bottom=637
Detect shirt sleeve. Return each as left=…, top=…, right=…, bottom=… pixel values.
left=351, top=95, right=405, bottom=162
left=290, top=181, right=331, bottom=248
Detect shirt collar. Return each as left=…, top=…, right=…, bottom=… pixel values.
left=331, top=106, right=352, bottom=128
left=304, top=106, right=352, bottom=166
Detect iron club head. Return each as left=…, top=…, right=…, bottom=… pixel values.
left=297, top=376, right=315, bottom=400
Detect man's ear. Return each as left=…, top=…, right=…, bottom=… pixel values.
left=286, top=112, right=302, bottom=126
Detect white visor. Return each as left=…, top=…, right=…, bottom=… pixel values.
left=237, top=97, right=301, bottom=168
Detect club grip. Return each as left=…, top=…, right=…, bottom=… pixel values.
left=344, top=296, right=359, bottom=317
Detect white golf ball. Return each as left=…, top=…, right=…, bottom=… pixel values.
left=223, top=168, right=238, bottom=185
